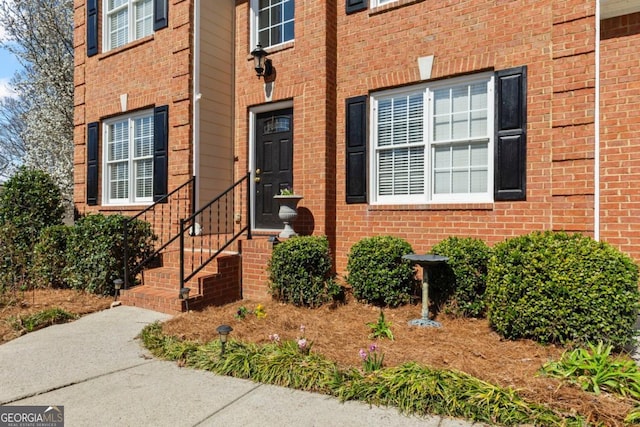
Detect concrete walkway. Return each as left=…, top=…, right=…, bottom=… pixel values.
left=0, top=306, right=484, bottom=426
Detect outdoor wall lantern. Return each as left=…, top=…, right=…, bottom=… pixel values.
left=250, top=44, right=273, bottom=79
left=113, top=279, right=123, bottom=301
left=216, top=324, right=233, bottom=356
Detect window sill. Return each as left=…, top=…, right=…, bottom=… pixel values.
left=368, top=202, right=494, bottom=211
left=98, top=35, right=155, bottom=61
left=98, top=204, right=151, bottom=213
left=370, top=0, right=425, bottom=16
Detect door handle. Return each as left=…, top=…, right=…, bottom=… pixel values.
left=255, top=176, right=261, bottom=183
left=256, top=168, right=262, bottom=175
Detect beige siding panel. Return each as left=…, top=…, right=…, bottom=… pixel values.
left=198, top=0, right=234, bottom=209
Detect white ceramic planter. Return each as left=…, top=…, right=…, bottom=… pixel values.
left=273, top=195, right=303, bottom=238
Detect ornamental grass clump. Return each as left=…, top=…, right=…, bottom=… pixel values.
left=334, top=362, right=581, bottom=426
left=541, top=342, right=640, bottom=400
left=486, top=231, right=640, bottom=349
left=9, top=308, right=77, bottom=333
left=140, top=322, right=587, bottom=426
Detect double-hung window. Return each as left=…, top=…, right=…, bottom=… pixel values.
left=371, top=73, right=494, bottom=204
left=253, top=0, right=294, bottom=48
left=103, top=111, right=154, bottom=204
left=105, top=0, right=154, bottom=51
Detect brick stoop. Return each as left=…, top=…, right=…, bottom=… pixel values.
left=119, top=252, right=242, bottom=315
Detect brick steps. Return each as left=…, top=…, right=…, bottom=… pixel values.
left=119, top=252, right=242, bottom=314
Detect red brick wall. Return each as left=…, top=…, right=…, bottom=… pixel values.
left=234, top=1, right=337, bottom=238
left=73, top=0, right=194, bottom=219
left=233, top=1, right=615, bottom=279
left=240, top=238, right=274, bottom=301
left=333, top=1, right=598, bottom=273
left=599, top=12, right=640, bottom=261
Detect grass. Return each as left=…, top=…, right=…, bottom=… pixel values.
left=144, top=300, right=635, bottom=426
left=140, top=322, right=585, bottom=426
left=0, top=288, right=112, bottom=343
left=9, top=307, right=78, bottom=332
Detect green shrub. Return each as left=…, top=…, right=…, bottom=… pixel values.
left=30, top=225, right=73, bottom=289
left=346, top=236, right=417, bottom=307
left=0, top=167, right=64, bottom=255
left=486, top=231, right=640, bottom=349
left=0, top=223, right=28, bottom=295
left=0, top=168, right=64, bottom=289
left=64, top=214, right=156, bottom=295
left=430, top=236, right=491, bottom=318
left=268, top=235, right=339, bottom=307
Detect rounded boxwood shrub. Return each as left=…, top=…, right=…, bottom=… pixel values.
left=346, top=235, right=418, bottom=307
left=430, top=236, right=491, bottom=318
left=486, top=231, right=640, bottom=349
left=31, top=225, right=73, bottom=289
left=268, top=235, right=340, bottom=307
left=64, top=214, right=156, bottom=295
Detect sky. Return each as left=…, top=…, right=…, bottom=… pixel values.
left=0, top=25, right=20, bottom=99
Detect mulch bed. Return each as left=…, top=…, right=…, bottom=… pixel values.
left=161, top=297, right=635, bottom=426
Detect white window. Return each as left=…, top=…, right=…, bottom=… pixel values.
left=103, top=111, right=154, bottom=204
left=252, top=0, right=294, bottom=49
left=371, top=0, right=397, bottom=7
left=104, top=0, right=154, bottom=51
left=371, top=74, right=494, bottom=204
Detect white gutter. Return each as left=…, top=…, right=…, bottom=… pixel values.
left=594, top=0, right=601, bottom=241
left=192, top=0, right=201, bottom=212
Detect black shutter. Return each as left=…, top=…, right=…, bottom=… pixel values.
left=346, top=0, right=368, bottom=14
left=86, top=122, right=99, bottom=206
left=494, top=66, right=527, bottom=201
left=346, top=96, right=368, bottom=204
left=154, top=0, right=168, bottom=31
left=86, top=0, right=98, bottom=57
left=153, top=105, right=169, bottom=202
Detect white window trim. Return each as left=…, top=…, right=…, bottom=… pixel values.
left=369, top=73, right=494, bottom=205
left=102, top=109, right=154, bottom=206
left=249, top=0, right=294, bottom=51
left=103, top=0, right=153, bottom=52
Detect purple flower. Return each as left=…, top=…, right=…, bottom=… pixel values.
left=358, top=349, right=367, bottom=360
left=297, top=338, right=307, bottom=350
left=269, top=334, right=280, bottom=343
left=299, top=325, right=306, bottom=334
left=369, top=343, right=378, bottom=352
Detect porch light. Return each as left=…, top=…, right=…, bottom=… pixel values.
left=250, top=44, right=273, bottom=79
left=216, top=324, right=233, bottom=356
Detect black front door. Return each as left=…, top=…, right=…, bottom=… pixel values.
left=255, top=108, right=294, bottom=229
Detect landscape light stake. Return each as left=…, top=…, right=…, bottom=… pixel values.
left=216, top=325, right=233, bottom=356
left=179, top=287, right=191, bottom=312
left=113, top=279, right=123, bottom=301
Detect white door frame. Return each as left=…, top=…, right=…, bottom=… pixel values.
left=248, top=100, right=294, bottom=232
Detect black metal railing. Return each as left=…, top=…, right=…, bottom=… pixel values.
left=179, top=172, right=251, bottom=291
left=124, top=177, right=196, bottom=288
